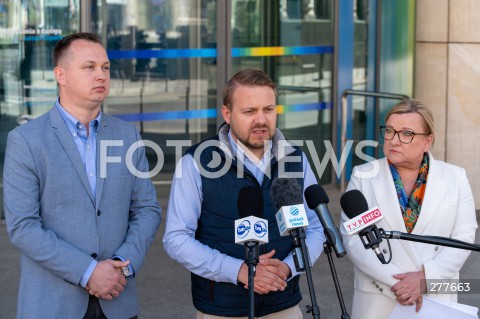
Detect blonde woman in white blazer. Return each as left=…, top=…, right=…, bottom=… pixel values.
left=340, top=99, right=477, bottom=319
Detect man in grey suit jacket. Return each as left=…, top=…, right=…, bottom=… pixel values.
left=3, top=32, right=162, bottom=319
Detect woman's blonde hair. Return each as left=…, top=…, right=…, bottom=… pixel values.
left=385, top=99, right=435, bottom=144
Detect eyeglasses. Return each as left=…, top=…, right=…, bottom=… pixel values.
left=379, top=126, right=429, bottom=144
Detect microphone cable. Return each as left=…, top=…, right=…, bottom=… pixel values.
left=378, top=228, right=392, bottom=264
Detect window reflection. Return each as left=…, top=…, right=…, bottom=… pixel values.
left=0, top=0, right=370, bottom=189
left=93, top=0, right=218, bottom=178
left=0, top=0, right=80, bottom=218
left=232, top=0, right=334, bottom=183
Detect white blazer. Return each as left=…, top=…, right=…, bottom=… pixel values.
left=340, top=153, right=477, bottom=319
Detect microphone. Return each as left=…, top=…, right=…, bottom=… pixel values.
left=235, top=186, right=269, bottom=247
left=304, top=184, right=346, bottom=258
left=236, top=186, right=268, bottom=319
left=270, top=178, right=309, bottom=271
left=340, top=190, right=387, bottom=264
left=271, top=178, right=322, bottom=318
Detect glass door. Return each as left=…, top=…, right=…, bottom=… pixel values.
left=231, top=0, right=334, bottom=183
left=0, top=0, right=80, bottom=218
left=347, top=0, right=414, bottom=175
left=92, top=0, right=218, bottom=181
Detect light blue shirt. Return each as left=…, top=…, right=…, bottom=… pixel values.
left=163, top=132, right=326, bottom=284
left=227, top=132, right=272, bottom=185
left=56, top=101, right=99, bottom=197
left=56, top=101, right=100, bottom=287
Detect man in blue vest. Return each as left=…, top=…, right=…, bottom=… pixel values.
left=163, top=69, right=325, bottom=318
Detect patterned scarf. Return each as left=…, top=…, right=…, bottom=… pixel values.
left=388, top=153, right=429, bottom=233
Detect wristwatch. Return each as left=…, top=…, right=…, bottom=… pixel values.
left=120, top=265, right=132, bottom=278
left=113, top=257, right=133, bottom=278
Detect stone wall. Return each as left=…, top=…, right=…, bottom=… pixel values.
left=415, top=0, right=480, bottom=209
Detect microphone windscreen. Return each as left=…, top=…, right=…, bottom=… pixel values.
left=237, top=186, right=264, bottom=218
left=304, top=184, right=329, bottom=209
left=270, top=178, right=303, bottom=209
left=340, top=189, right=369, bottom=219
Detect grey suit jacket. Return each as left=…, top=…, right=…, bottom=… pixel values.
left=3, top=106, right=162, bottom=319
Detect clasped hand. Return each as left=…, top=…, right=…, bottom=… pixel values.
left=391, top=271, right=426, bottom=312
left=86, top=259, right=130, bottom=300
left=237, top=250, right=291, bottom=295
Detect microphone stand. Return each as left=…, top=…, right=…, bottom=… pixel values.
left=245, top=241, right=259, bottom=319
left=323, top=240, right=350, bottom=319
left=291, top=227, right=321, bottom=319
left=381, top=230, right=480, bottom=252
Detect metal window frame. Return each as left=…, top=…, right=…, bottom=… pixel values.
left=216, top=0, right=232, bottom=127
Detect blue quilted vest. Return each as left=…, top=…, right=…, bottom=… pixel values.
left=186, top=135, right=305, bottom=317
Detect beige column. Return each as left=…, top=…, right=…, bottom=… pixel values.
left=415, top=0, right=480, bottom=209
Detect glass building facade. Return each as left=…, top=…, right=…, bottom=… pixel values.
left=0, top=0, right=414, bottom=217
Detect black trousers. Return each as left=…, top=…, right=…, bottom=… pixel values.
left=84, top=295, right=138, bottom=319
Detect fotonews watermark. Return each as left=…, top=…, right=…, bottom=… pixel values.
left=99, top=139, right=381, bottom=179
